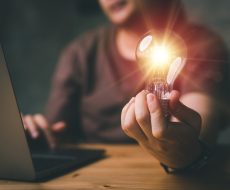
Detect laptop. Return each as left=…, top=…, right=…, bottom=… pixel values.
left=0, top=46, right=105, bottom=181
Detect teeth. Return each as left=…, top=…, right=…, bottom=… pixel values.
left=167, top=57, right=186, bottom=85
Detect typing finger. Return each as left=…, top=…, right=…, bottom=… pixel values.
left=24, top=115, right=39, bottom=138
left=33, top=114, right=56, bottom=149
left=52, top=121, right=66, bottom=132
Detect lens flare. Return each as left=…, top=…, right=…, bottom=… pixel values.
left=136, top=30, right=187, bottom=119
left=151, top=45, right=170, bottom=65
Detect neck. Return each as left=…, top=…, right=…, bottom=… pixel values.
left=116, top=24, right=146, bottom=62
left=115, top=1, right=185, bottom=62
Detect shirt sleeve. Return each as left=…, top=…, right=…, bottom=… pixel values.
left=179, top=34, right=228, bottom=95
left=45, top=41, right=85, bottom=142
left=174, top=26, right=229, bottom=128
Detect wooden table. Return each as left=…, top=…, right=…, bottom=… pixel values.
left=0, top=144, right=229, bottom=190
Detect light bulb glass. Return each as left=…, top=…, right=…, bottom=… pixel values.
left=136, top=30, right=187, bottom=119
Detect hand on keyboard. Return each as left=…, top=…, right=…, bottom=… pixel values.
left=21, top=113, right=66, bottom=149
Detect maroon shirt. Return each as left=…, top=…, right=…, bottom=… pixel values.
left=45, top=24, right=229, bottom=143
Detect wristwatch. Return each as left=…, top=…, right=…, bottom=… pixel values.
left=160, top=140, right=211, bottom=174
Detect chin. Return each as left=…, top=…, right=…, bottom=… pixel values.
left=109, top=8, right=138, bottom=26
left=103, top=0, right=138, bottom=26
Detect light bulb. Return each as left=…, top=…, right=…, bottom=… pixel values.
left=136, top=30, right=187, bottom=119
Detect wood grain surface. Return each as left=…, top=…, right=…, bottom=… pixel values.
left=0, top=144, right=229, bottom=190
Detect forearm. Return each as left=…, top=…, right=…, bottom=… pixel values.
left=180, top=92, right=219, bottom=145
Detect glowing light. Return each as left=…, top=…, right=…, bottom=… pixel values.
left=136, top=30, right=187, bottom=119
left=151, top=45, right=170, bottom=65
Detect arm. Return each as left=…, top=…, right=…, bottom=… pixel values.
left=180, top=92, right=219, bottom=145
left=120, top=65, right=224, bottom=168
left=23, top=41, right=84, bottom=148
left=121, top=26, right=228, bottom=170
left=45, top=42, right=84, bottom=143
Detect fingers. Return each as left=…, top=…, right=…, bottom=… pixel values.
left=122, top=89, right=201, bottom=143
left=33, top=114, right=56, bottom=149
left=122, top=99, right=147, bottom=142
left=146, top=93, right=166, bottom=139
left=23, top=113, right=63, bottom=149
left=121, top=97, right=135, bottom=127
left=122, top=90, right=167, bottom=142
left=134, top=90, right=153, bottom=140
left=169, top=90, right=201, bottom=133
left=21, top=113, right=28, bottom=130
left=23, top=115, right=39, bottom=138
left=52, top=121, right=66, bottom=132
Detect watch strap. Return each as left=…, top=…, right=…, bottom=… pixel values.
left=161, top=139, right=211, bottom=174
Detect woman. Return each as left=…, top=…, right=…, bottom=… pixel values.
left=24, top=0, right=228, bottom=171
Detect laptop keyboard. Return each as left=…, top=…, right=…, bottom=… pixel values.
left=32, top=154, right=76, bottom=172
left=31, top=148, right=105, bottom=173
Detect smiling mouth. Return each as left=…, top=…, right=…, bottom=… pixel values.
left=109, top=0, right=128, bottom=12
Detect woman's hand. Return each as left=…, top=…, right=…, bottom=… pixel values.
left=22, top=114, right=66, bottom=149
left=121, top=90, right=202, bottom=168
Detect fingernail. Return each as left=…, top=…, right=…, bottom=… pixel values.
left=147, top=93, right=157, bottom=113
left=170, top=90, right=180, bottom=99
left=129, top=97, right=135, bottom=104
left=169, top=91, right=174, bottom=99
left=32, top=132, right=39, bottom=138
left=144, top=89, right=149, bottom=94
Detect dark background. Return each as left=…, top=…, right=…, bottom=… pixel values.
left=0, top=0, right=229, bottom=143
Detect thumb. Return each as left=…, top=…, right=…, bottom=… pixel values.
left=169, top=90, right=201, bottom=133
left=52, top=121, right=66, bottom=133
left=146, top=93, right=166, bottom=139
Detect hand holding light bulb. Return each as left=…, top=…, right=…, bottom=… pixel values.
left=121, top=31, right=203, bottom=169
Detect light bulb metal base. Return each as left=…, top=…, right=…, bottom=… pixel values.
left=147, top=80, right=170, bottom=120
